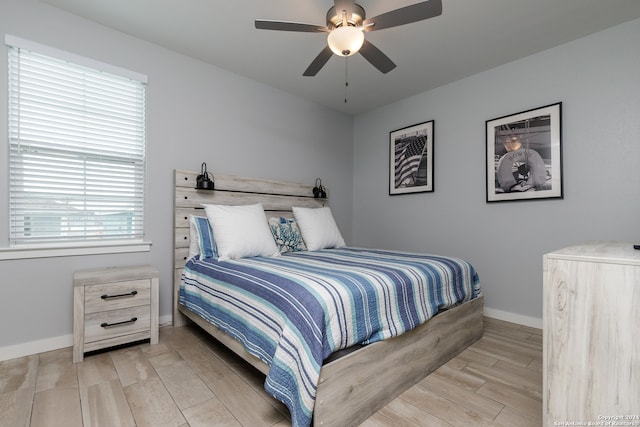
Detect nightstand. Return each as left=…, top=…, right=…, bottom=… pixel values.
left=73, top=265, right=159, bottom=363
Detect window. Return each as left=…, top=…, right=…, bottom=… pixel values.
left=6, top=36, right=147, bottom=248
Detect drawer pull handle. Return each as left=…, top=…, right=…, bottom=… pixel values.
left=101, top=317, right=138, bottom=328
left=101, top=290, right=138, bottom=300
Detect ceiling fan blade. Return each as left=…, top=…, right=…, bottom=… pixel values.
left=303, top=46, right=334, bottom=76
left=255, top=20, right=329, bottom=33
left=363, top=0, right=442, bottom=32
left=359, top=39, right=396, bottom=74
left=334, top=0, right=355, bottom=21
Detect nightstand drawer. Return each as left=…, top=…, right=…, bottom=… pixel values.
left=84, top=305, right=151, bottom=343
left=84, top=279, right=151, bottom=314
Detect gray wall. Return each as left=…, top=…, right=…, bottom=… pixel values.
left=2, top=0, right=639, bottom=352
left=352, top=18, right=640, bottom=324
left=0, top=0, right=353, bottom=349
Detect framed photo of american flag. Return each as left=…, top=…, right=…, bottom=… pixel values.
left=389, top=120, right=434, bottom=195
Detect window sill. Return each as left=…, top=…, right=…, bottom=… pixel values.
left=0, top=241, right=152, bottom=260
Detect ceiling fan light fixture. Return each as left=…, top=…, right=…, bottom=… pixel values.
left=327, top=26, right=364, bottom=57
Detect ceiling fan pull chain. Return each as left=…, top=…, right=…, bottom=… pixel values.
left=344, top=57, right=349, bottom=103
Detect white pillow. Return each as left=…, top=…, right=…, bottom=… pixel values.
left=292, top=206, right=345, bottom=251
left=203, top=203, right=279, bottom=260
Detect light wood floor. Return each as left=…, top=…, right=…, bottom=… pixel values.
left=0, top=317, right=541, bottom=426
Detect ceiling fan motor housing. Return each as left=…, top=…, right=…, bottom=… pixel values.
left=327, top=4, right=365, bottom=29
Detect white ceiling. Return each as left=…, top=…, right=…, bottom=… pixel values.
left=41, top=0, right=640, bottom=115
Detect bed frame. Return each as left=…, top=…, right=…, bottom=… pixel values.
left=172, top=169, right=484, bottom=426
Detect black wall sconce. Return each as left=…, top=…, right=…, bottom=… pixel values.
left=313, top=178, right=327, bottom=199
left=195, top=162, right=215, bottom=190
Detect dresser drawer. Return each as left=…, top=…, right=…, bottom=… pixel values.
left=84, top=304, right=151, bottom=343
left=84, top=279, right=151, bottom=314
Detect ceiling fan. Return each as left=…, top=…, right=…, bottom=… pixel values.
left=255, top=0, right=443, bottom=76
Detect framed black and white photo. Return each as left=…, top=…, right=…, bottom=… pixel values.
left=389, top=120, right=434, bottom=195
left=486, top=102, right=562, bottom=202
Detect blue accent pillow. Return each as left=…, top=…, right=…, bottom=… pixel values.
left=191, top=215, right=217, bottom=259
left=268, top=217, right=307, bottom=253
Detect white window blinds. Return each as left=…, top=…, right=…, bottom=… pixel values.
left=7, top=39, right=147, bottom=246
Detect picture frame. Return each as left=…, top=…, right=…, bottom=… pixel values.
left=389, top=120, right=434, bottom=195
left=486, top=102, right=562, bottom=202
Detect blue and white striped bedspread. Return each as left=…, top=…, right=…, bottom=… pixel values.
left=179, top=247, right=481, bottom=427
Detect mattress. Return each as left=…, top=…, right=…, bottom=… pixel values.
left=179, top=247, right=481, bottom=427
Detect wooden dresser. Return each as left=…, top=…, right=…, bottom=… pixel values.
left=543, top=241, right=640, bottom=426
left=73, top=265, right=159, bottom=363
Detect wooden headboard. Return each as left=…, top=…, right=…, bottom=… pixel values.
left=172, top=169, right=328, bottom=325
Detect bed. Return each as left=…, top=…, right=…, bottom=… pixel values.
left=173, top=169, right=484, bottom=427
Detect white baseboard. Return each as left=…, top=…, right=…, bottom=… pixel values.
left=0, top=334, right=73, bottom=362
left=158, top=314, right=173, bottom=328
left=483, top=307, right=542, bottom=329
left=0, top=314, right=173, bottom=362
